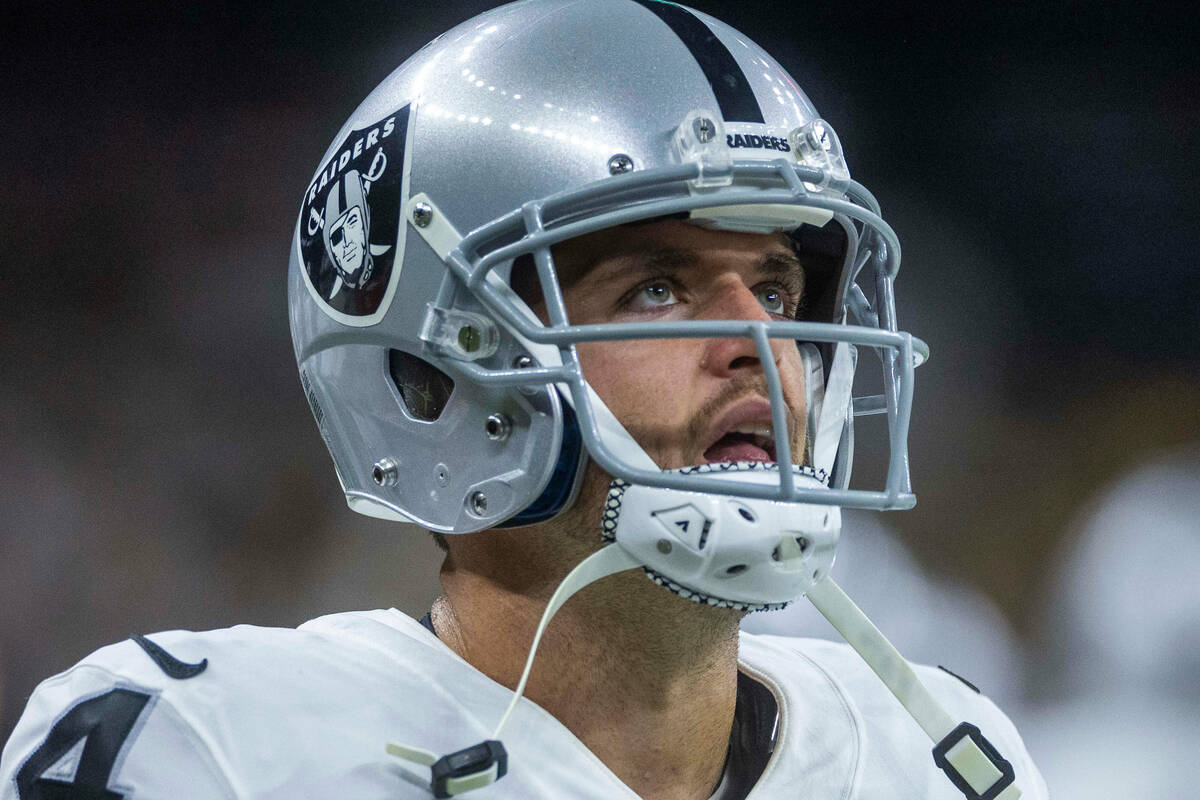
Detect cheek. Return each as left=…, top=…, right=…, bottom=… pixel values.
left=777, top=347, right=809, bottom=436
left=574, top=339, right=697, bottom=423
left=778, top=346, right=806, bottom=389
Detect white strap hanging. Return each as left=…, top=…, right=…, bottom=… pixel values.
left=806, top=577, right=1021, bottom=800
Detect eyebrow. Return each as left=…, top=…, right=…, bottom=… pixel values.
left=596, top=247, right=806, bottom=292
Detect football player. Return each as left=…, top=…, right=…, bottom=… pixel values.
left=1, top=2, right=1047, bottom=798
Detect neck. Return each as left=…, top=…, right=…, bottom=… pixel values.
left=432, top=519, right=742, bottom=800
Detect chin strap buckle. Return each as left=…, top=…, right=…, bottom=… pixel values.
left=932, top=722, right=1018, bottom=800
left=387, top=740, right=507, bottom=798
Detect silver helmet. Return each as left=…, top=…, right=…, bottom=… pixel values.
left=288, top=0, right=926, bottom=585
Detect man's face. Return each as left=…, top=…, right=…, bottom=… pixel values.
left=547, top=219, right=809, bottom=471
left=329, top=205, right=366, bottom=277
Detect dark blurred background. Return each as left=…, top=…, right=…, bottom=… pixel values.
left=2, top=0, right=1197, bottom=770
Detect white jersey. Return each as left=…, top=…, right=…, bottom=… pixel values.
left=2, top=609, right=1047, bottom=799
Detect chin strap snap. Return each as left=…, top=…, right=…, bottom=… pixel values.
left=805, top=577, right=1021, bottom=800
left=386, top=544, right=641, bottom=796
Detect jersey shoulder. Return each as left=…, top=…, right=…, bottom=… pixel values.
left=0, top=625, right=258, bottom=800
left=742, top=633, right=1049, bottom=800
left=1, top=610, right=446, bottom=799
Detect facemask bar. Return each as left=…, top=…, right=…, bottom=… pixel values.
left=414, top=157, right=928, bottom=511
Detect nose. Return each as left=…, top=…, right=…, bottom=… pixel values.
left=698, top=278, right=785, bottom=378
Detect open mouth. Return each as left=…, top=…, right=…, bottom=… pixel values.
left=702, top=427, right=776, bottom=464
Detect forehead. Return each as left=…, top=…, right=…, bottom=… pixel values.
left=551, top=218, right=798, bottom=289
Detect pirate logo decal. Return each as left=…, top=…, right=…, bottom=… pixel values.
left=300, top=106, right=410, bottom=318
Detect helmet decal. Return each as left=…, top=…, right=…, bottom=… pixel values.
left=300, top=106, right=410, bottom=318
left=630, top=0, right=765, bottom=123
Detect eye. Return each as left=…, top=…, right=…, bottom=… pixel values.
left=626, top=280, right=679, bottom=311
left=755, top=284, right=787, bottom=316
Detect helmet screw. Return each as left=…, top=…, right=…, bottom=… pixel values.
left=412, top=202, right=434, bottom=228
left=607, top=154, right=634, bottom=175
left=693, top=117, right=716, bottom=143
left=469, top=491, right=489, bottom=515
left=458, top=325, right=481, bottom=353
left=485, top=413, right=511, bottom=441
left=656, top=539, right=673, bottom=554
left=372, top=458, right=399, bottom=487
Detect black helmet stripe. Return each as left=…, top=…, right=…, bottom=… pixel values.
left=630, top=0, right=765, bottom=124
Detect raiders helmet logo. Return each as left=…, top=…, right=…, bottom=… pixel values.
left=299, top=106, right=410, bottom=319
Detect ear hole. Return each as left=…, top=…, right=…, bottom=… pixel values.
left=389, top=349, right=454, bottom=421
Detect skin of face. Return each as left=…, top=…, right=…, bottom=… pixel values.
left=546, top=217, right=810, bottom=473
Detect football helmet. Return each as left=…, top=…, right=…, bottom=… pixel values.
left=288, top=0, right=926, bottom=544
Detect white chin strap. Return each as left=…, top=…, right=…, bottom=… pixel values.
left=812, top=341, right=856, bottom=476
left=806, top=578, right=1022, bottom=799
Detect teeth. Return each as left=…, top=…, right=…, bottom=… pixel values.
left=730, top=425, right=774, bottom=452
left=731, top=425, right=771, bottom=437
